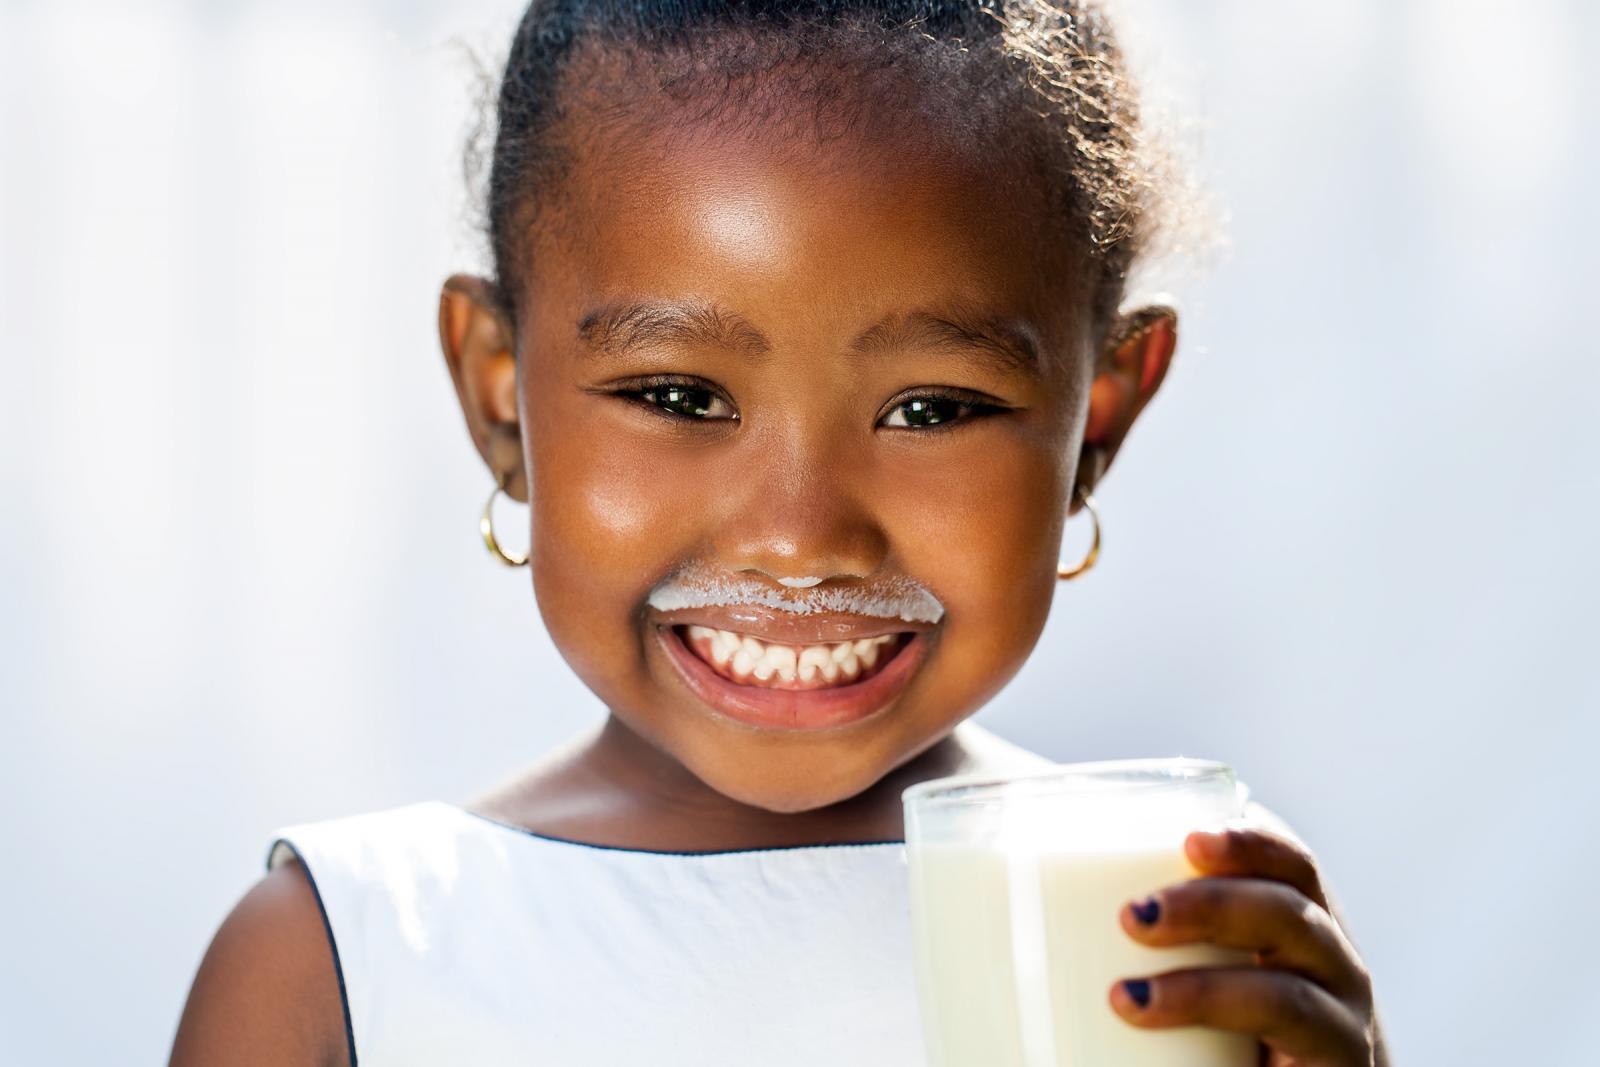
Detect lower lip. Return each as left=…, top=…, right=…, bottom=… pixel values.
left=656, top=623, right=930, bottom=732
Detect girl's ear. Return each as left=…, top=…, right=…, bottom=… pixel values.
left=1076, top=304, right=1179, bottom=501
left=438, top=274, right=527, bottom=502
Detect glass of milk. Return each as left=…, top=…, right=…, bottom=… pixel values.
left=902, top=758, right=1256, bottom=1067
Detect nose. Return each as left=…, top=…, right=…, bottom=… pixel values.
left=711, top=425, right=890, bottom=584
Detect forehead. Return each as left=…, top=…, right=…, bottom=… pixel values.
left=520, top=87, right=1089, bottom=371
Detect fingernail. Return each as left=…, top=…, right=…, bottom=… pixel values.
left=1122, top=978, right=1151, bottom=1009
left=1130, top=897, right=1160, bottom=925
left=1190, top=830, right=1225, bottom=859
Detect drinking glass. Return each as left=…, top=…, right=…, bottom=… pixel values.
left=903, top=757, right=1256, bottom=1067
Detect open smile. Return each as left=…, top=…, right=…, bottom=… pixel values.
left=654, top=618, right=931, bottom=732
left=678, top=624, right=910, bottom=690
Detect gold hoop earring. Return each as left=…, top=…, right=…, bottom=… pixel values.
left=480, top=472, right=529, bottom=568
left=1057, top=485, right=1101, bottom=580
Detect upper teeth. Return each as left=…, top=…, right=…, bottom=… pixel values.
left=685, top=625, right=899, bottom=684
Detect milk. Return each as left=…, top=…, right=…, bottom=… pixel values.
left=903, top=759, right=1257, bottom=1067
left=908, top=841, right=1255, bottom=1066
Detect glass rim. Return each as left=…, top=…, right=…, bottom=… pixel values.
left=901, top=756, right=1234, bottom=811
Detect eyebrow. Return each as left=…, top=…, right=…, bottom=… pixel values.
left=575, top=299, right=1042, bottom=376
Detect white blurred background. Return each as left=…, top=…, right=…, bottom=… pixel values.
left=2, top=0, right=1595, bottom=1062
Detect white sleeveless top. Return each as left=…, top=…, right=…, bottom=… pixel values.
left=265, top=800, right=925, bottom=1066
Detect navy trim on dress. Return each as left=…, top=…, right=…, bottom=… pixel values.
left=265, top=838, right=359, bottom=1067
left=446, top=802, right=905, bottom=857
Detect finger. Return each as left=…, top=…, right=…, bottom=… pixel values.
left=1186, top=828, right=1328, bottom=908
left=1121, top=877, right=1366, bottom=996
left=1109, top=966, right=1368, bottom=1066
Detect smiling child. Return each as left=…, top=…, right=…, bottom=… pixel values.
left=172, top=2, right=1387, bottom=1064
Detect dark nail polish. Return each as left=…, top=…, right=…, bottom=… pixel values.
left=1131, top=897, right=1161, bottom=925
left=1123, top=979, right=1152, bottom=1009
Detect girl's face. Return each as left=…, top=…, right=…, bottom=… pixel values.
left=442, top=100, right=1173, bottom=814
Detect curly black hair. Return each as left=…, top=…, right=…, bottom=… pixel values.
left=473, top=0, right=1167, bottom=348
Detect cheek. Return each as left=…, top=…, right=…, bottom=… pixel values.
left=567, top=454, right=659, bottom=542
left=883, top=429, right=1070, bottom=688
left=889, top=416, right=1070, bottom=579
left=531, top=428, right=711, bottom=557
left=522, top=407, right=702, bottom=682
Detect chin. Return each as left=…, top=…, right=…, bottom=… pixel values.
left=688, top=751, right=888, bottom=816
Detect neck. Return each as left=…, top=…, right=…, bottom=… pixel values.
left=472, top=711, right=1046, bottom=852
left=583, top=713, right=975, bottom=847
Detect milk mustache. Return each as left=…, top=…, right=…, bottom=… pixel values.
left=903, top=759, right=1256, bottom=1067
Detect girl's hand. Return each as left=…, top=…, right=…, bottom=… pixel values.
left=1109, top=828, right=1386, bottom=1067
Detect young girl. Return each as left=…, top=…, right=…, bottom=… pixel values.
left=173, top=1, right=1386, bottom=1063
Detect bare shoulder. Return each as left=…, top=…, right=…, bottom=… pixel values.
left=169, top=857, right=349, bottom=1067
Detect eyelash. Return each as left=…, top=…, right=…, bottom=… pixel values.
left=609, top=376, right=1004, bottom=430
left=878, top=388, right=1005, bottom=431
left=611, top=376, right=738, bottom=424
